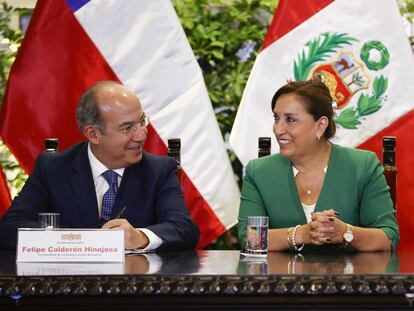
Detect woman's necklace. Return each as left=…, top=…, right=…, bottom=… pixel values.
left=297, top=170, right=324, bottom=196
left=302, top=176, right=314, bottom=196
left=293, top=144, right=331, bottom=197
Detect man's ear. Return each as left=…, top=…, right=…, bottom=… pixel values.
left=83, top=125, right=100, bottom=144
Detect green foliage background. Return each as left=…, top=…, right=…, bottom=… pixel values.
left=399, top=0, right=414, bottom=47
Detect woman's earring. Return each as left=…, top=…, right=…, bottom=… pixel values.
left=316, top=133, right=321, bottom=141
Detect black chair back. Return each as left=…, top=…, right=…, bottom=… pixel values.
left=382, top=136, right=397, bottom=209
left=168, top=138, right=182, bottom=183
left=258, top=137, right=271, bottom=158
left=45, top=138, right=59, bottom=153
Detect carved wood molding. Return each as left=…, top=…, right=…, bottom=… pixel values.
left=0, top=274, right=413, bottom=297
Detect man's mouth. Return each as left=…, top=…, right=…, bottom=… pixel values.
left=127, top=144, right=143, bottom=151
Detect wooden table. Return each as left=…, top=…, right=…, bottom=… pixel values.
left=0, top=249, right=413, bottom=310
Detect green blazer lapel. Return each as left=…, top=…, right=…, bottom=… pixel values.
left=286, top=159, right=308, bottom=223
left=314, top=143, right=336, bottom=212
left=264, top=155, right=307, bottom=225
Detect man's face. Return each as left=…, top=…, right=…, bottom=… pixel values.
left=90, top=86, right=147, bottom=169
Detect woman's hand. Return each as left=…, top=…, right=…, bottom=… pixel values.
left=308, top=210, right=392, bottom=251
left=309, top=210, right=345, bottom=245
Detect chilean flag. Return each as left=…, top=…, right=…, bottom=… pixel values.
left=230, top=0, right=414, bottom=249
left=0, top=0, right=240, bottom=248
left=0, top=168, right=11, bottom=218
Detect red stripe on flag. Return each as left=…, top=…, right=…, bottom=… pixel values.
left=182, top=174, right=227, bottom=248
left=0, top=0, right=224, bottom=247
left=262, top=0, right=334, bottom=50
left=0, top=168, right=11, bottom=218
left=145, top=125, right=227, bottom=248
left=358, top=110, right=414, bottom=250
left=0, top=0, right=118, bottom=173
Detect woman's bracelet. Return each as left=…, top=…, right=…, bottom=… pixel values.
left=287, top=227, right=294, bottom=250
left=288, top=225, right=304, bottom=252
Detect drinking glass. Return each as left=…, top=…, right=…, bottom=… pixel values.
left=38, top=213, right=60, bottom=229
left=246, top=216, right=268, bottom=255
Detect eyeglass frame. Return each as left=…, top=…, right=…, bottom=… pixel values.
left=116, top=115, right=150, bottom=135
left=93, top=114, right=150, bottom=136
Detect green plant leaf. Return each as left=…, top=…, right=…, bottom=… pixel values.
left=211, top=50, right=224, bottom=59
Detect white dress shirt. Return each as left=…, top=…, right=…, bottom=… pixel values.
left=87, top=144, right=162, bottom=251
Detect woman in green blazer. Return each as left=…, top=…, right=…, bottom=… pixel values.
left=238, top=80, right=399, bottom=252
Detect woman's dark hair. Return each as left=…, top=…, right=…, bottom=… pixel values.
left=271, top=80, right=336, bottom=139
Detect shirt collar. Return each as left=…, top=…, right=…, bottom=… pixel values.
left=87, top=143, right=125, bottom=178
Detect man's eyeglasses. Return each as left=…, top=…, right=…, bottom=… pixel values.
left=118, top=116, right=150, bottom=135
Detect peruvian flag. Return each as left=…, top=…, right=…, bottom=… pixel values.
left=230, top=0, right=414, bottom=249
left=0, top=0, right=240, bottom=248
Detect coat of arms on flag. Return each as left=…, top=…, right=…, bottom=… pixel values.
left=293, top=32, right=390, bottom=130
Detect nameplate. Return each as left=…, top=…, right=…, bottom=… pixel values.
left=17, top=229, right=125, bottom=262
left=17, top=262, right=124, bottom=275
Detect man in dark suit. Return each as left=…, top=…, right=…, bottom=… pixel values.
left=0, top=81, right=199, bottom=250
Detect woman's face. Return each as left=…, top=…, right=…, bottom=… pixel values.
left=272, top=93, right=322, bottom=160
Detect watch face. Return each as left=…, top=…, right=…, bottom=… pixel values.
left=344, top=231, right=354, bottom=242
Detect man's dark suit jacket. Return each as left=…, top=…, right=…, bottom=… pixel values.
left=0, top=142, right=199, bottom=250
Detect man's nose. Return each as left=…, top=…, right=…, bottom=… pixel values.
left=131, top=125, right=147, bottom=140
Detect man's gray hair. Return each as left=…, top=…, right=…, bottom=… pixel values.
left=76, top=80, right=122, bottom=134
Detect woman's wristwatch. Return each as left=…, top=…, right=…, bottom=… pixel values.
left=342, top=224, right=354, bottom=248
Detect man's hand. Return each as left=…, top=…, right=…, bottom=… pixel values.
left=102, top=219, right=150, bottom=249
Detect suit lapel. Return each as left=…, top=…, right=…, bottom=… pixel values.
left=111, top=156, right=144, bottom=219
left=69, top=143, right=100, bottom=227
